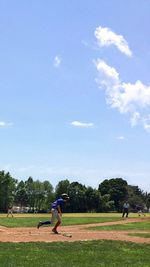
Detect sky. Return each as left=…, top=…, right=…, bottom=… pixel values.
left=0, top=0, right=150, bottom=192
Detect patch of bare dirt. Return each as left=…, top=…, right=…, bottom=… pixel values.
left=0, top=218, right=150, bottom=244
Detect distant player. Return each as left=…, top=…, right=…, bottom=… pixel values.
left=122, top=201, right=130, bottom=218
left=37, top=193, right=69, bottom=234
left=136, top=205, right=146, bottom=217
left=7, top=206, right=14, bottom=218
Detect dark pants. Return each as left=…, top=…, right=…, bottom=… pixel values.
left=122, top=208, right=129, bottom=217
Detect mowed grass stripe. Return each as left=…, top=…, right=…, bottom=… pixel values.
left=0, top=216, right=123, bottom=227
left=87, top=220, right=150, bottom=231
left=0, top=240, right=150, bottom=267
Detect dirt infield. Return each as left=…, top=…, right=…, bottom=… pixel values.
left=0, top=218, right=150, bottom=244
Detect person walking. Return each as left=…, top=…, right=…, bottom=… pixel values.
left=122, top=201, right=130, bottom=218
left=37, top=193, right=69, bottom=234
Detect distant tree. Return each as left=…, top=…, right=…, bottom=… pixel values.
left=33, top=180, right=46, bottom=211
left=127, top=185, right=145, bottom=211
left=42, top=180, right=54, bottom=210
left=98, top=178, right=128, bottom=211
left=85, top=187, right=100, bottom=212
left=128, top=185, right=144, bottom=199
left=142, top=192, right=150, bottom=212
left=55, top=179, right=70, bottom=198
left=85, top=187, right=103, bottom=212
left=15, top=180, right=28, bottom=207
left=0, top=170, right=17, bottom=212
left=1, top=169, right=149, bottom=214
left=24, top=177, right=54, bottom=211
left=100, top=194, right=115, bottom=212
left=25, top=177, right=35, bottom=210
left=67, top=182, right=87, bottom=212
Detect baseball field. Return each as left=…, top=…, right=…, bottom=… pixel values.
left=0, top=213, right=150, bottom=266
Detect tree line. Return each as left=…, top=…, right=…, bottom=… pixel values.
left=0, top=170, right=150, bottom=213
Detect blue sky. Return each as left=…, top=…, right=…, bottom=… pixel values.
left=0, top=1, right=150, bottom=192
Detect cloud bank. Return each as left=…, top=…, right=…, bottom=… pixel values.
left=95, top=26, right=132, bottom=57
left=95, top=59, right=150, bottom=130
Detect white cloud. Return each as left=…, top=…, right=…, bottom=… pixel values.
left=95, top=59, right=150, bottom=131
left=95, top=26, right=132, bottom=57
left=0, top=121, right=13, bottom=127
left=53, top=55, right=62, bottom=68
left=94, top=59, right=119, bottom=85
left=130, top=112, right=141, bottom=127
left=71, top=121, right=94, bottom=128
left=117, top=136, right=125, bottom=140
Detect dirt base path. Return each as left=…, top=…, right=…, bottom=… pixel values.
left=0, top=218, right=150, bottom=244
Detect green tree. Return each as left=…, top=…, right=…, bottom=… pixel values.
left=145, top=193, right=150, bottom=211
left=100, top=194, right=115, bottom=212
left=33, top=180, right=46, bottom=211
left=127, top=185, right=145, bottom=211
left=67, top=182, right=87, bottom=212
left=15, top=181, right=28, bottom=207
left=85, top=187, right=101, bottom=212
left=55, top=179, right=70, bottom=198
left=42, top=180, right=54, bottom=210
left=0, top=170, right=17, bottom=212
left=98, top=178, right=128, bottom=211
left=25, top=177, right=35, bottom=210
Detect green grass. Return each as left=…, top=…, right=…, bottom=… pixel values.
left=0, top=214, right=150, bottom=266
left=128, top=233, right=150, bottom=238
left=0, top=215, right=123, bottom=227
left=0, top=240, right=150, bottom=267
left=87, top=220, right=150, bottom=231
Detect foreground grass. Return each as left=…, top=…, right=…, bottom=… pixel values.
left=0, top=240, right=150, bottom=267
left=87, top=220, right=150, bottom=231
left=128, top=233, right=150, bottom=238
left=0, top=215, right=124, bottom=227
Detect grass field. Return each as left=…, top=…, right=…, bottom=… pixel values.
left=88, top=220, right=150, bottom=231
left=128, top=233, right=150, bottom=238
left=0, top=213, right=124, bottom=227
left=0, top=213, right=150, bottom=227
left=0, top=212, right=149, bottom=228
left=1, top=212, right=149, bottom=218
left=0, top=213, right=150, bottom=267
left=0, top=240, right=150, bottom=267
left=87, top=220, right=150, bottom=231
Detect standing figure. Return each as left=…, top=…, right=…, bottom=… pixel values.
left=7, top=206, right=14, bottom=218
left=37, top=193, right=69, bottom=234
left=122, top=201, right=130, bottom=218
left=136, top=205, right=146, bottom=217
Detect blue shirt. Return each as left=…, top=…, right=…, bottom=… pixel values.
left=51, top=198, right=65, bottom=210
